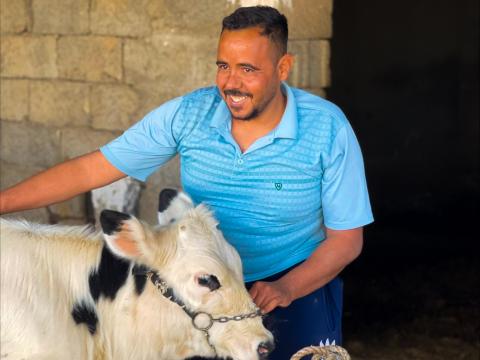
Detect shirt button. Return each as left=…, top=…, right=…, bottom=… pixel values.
left=237, top=159, right=244, bottom=164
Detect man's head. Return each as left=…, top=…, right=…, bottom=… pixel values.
left=221, top=6, right=288, bottom=60
left=216, top=6, right=293, bottom=122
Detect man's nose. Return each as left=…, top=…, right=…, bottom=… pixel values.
left=224, top=70, right=242, bottom=89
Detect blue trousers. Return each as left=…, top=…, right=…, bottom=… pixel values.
left=186, top=266, right=343, bottom=360
left=246, top=271, right=343, bottom=359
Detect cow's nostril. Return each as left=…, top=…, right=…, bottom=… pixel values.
left=257, top=341, right=275, bottom=358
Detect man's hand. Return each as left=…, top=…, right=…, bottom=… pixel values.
left=249, top=280, right=293, bottom=313
left=248, top=227, right=364, bottom=314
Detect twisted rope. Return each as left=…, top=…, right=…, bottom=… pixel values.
left=290, top=345, right=351, bottom=360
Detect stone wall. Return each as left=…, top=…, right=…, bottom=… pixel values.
left=0, top=0, right=333, bottom=224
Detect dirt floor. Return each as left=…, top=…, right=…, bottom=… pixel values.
left=340, top=226, right=479, bottom=360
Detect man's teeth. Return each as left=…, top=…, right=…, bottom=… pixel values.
left=230, top=95, right=247, bottom=103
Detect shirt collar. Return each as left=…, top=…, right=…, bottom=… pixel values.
left=210, top=82, right=298, bottom=140
left=274, top=82, right=298, bottom=139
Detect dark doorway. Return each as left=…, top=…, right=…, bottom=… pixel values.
left=329, top=1, right=479, bottom=358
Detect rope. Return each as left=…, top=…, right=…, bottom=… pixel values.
left=290, top=345, right=351, bottom=360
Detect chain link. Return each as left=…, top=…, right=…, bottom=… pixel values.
left=213, top=308, right=263, bottom=323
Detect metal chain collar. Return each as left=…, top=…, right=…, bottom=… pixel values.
left=145, top=271, right=263, bottom=356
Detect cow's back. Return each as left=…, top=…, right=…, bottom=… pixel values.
left=1, top=219, right=101, bottom=359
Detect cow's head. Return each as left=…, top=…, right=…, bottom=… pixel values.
left=99, top=189, right=274, bottom=360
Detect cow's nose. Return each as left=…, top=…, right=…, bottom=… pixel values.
left=257, top=341, right=275, bottom=358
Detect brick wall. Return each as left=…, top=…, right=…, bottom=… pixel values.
left=0, top=0, right=333, bottom=224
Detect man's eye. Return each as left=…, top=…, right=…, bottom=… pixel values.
left=217, top=64, right=228, bottom=70
left=243, top=67, right=254, bottom=73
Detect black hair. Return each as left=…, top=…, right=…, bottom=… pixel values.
left=221, top=6, right=288, bottom=56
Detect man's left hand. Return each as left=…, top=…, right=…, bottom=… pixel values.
left=249, top=280, right=293, bottom=313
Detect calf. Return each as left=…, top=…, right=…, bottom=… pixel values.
left=1, top=189, right=273, bottom=360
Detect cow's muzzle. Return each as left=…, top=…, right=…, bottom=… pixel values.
left=258, top=341, right=275, bottom=359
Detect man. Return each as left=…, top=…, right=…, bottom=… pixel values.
left=0, top=6, right=373, bottom=358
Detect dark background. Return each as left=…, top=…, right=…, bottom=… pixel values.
left=328, top=0, right=478, bottom=358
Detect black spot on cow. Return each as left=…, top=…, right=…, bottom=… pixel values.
left=72, top=300, right=98, bottom=335
left=89, top=245, right=130, bottom=302
left=100, top=210, right=131, bottom=235
left=132, top=264, right=151, bottom=295
left=158, top=188, right=178, bottom=212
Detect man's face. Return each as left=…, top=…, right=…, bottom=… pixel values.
left=216, top=27, right=283, bottom=121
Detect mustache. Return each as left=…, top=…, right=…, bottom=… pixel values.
left=223, top=89, right=252, bottom=98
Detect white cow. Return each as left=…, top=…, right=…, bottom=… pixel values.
left=1, top=189, right=274, bottom=360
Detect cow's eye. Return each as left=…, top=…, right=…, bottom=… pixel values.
left=197, top=274, right=221, bottom=291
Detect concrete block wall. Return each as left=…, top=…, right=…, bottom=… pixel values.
left=0, top=0, right=333, bottom=224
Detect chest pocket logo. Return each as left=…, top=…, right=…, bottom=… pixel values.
left=275, top=182, right=283, bottom=191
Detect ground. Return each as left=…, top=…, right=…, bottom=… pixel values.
left=341, top=224, right=479, bottom=360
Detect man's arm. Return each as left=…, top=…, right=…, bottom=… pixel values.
left=249, top=226, right=363, bottom=313
left=0, top=150, right=126, bottom=214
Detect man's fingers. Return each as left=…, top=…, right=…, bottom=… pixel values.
left=249, top=283, right=259, bottom=299
left=249, top=281, right=268, bottom=301
left=249, top=281, right=285, bottom=313
left=261, top=298, right=279, bottom=314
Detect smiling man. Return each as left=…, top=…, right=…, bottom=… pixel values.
left=0, top=6, right=373, bottom=359
left=216, top=24, right=293, bottom=154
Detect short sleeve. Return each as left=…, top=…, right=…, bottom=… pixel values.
left=100, top=96, right=183, bottom=181
left=321, top=122, right=374, bottom=230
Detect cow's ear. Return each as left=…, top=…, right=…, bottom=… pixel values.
left=157, top=188, right=194, bottom=226
left=100, top=210, right=146, bottom=260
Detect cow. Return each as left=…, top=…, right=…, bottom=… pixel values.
left=0, top=189, right=274, bottom=360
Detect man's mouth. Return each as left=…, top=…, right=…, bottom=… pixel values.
left=224, top=90, right=251, bottom=108
left=224, top=90, right=251, bottom=105
left=229, top=95, right=248, bottom=104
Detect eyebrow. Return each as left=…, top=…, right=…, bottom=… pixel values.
left=239, top=63, right=260, bottom=70
left=215, top=61, right=260, bottom=71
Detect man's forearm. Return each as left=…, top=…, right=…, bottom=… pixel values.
left=249, top=227, right=364, bottom=313
left=280, top=227, right=364, bottom=301
left=0, top=151, right=125, bottom=214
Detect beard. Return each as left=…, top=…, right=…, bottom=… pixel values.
left=224, top=89, right=275, bottom=121
left=231, top=107, right=260, bottom=121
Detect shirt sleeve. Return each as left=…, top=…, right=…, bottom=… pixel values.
left=100, top=96, right=183, bottom=181
left=321, top=121, right=374, bottom=230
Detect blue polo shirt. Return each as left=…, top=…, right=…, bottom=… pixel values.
left=100, top=83, right=373, bottom=282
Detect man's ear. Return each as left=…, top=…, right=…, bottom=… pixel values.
left=157, top=188, right=194, bottom=226
left=100, top=210, right=146, bottom=260
left=277, top=53, right=294, bottom=81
